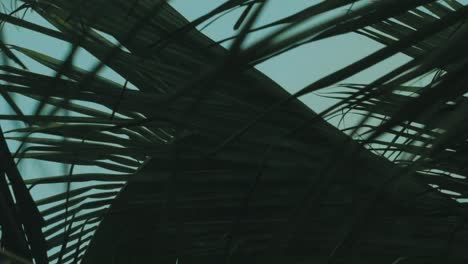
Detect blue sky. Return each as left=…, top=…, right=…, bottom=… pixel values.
left=8, top=0, right=465, bottom=207
left=2, top=1, right=411, bottom=114
left=0, top=1, right=414, bottom=199
left=170, top=0, right=411, bottom=111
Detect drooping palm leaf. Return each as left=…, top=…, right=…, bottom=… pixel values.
left=328, top=1, right=468, bottom=202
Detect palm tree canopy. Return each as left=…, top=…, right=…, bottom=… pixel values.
left=1, top=0, right=468, bottom=263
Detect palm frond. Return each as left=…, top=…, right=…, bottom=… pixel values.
left=2, top=0, right=468, bottom=263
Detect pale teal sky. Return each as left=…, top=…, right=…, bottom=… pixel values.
left=2, top=1, right=411, bottom=113
left=0, top=1, right=413, bottom=198
left=8, top=1, right=463, bottom=205
left=170, top=0, right=411, bottom=111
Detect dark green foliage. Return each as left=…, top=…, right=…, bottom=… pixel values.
left=1, top=0, right=468, bottom=263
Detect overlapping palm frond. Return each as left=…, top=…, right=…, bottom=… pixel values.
left=328, top=1, right=468, bottom=202
left=1, top=0, right=468, bottom=263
